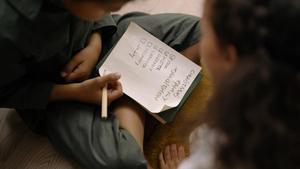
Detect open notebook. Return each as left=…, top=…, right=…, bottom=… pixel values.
left=98, top=22, right=202, bottom=123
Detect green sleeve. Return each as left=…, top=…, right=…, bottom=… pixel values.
left=92, top=14, right=118, bottom=39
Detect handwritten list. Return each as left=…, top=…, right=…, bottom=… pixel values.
left=99, top=23, right=201, bottom=113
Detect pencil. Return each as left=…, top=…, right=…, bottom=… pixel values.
left=101, top=70, right=108, bottom=119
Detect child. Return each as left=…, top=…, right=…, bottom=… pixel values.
left=0, top=0, right=201, bottom=169
left=159, top=0, right=300, bottom=168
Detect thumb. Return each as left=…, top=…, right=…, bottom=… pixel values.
left=96, top=73, right=121, bottom=87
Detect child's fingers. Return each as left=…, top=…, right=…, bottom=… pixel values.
left=108, top=81, right=118, bottom=88
left=65, top=68, right=86, bottom=82
left=62, top=57, right=82, bottom=77
left=97, top=73, right=121, bottom=87
left=108, top=82, right=123, bottom=102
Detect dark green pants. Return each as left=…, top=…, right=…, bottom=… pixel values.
left=19, top=13, right=200, bottom=169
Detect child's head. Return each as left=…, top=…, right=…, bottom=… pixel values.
left=64, top=0, right=132, bottom=21
left=199, top=0, right=300, bottom=168
left=206, top=59, right=300, bottom=169
left=200, top=0, right=300, bottom=83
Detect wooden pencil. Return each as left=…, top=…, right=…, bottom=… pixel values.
left=101, top=70, right=108, bottom=119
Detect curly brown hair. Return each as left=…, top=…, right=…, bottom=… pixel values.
left=207, top=58, right=300, bottom=169
left=201, top=0, right=300, bottom=169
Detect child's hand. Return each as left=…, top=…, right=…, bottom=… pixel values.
left=75, top=73, right=123, bottom=105
left=61, top=45, right=100, bottom=82
left=61, top=32, right=102, bottom=82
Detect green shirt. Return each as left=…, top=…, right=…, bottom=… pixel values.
left=0, top=0, right=117, bottom=110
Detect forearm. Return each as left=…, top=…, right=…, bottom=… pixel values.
left=51, top=33, right=102, bottom=103
left=87, top=31, right=102, bottom=55
left=50, top=83, right=80, bottom=102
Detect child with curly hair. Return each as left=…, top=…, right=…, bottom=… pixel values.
left=159, top=0, right=300, bottom=168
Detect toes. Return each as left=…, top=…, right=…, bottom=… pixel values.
left=159, top=152, right=167, bottom=169
left=178, top=146, right=186, bottom=160
left=165, top=146, right=177, bottom=169
left=170, top=144, right=178, bottom=160
left=159, top=145, right=186, bottom=169
left=164, top=146, right=172, bottom=162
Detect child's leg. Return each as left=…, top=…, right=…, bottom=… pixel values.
left=111, top=96, right=145, bottom=149
left=45, top=102, right=148, bottom=169
left=102, top=13, right=201, bottom=65
left=180, top=42, right=201, bottom=64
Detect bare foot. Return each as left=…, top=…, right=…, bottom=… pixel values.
left=159, top=144, right=186, bottom=169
